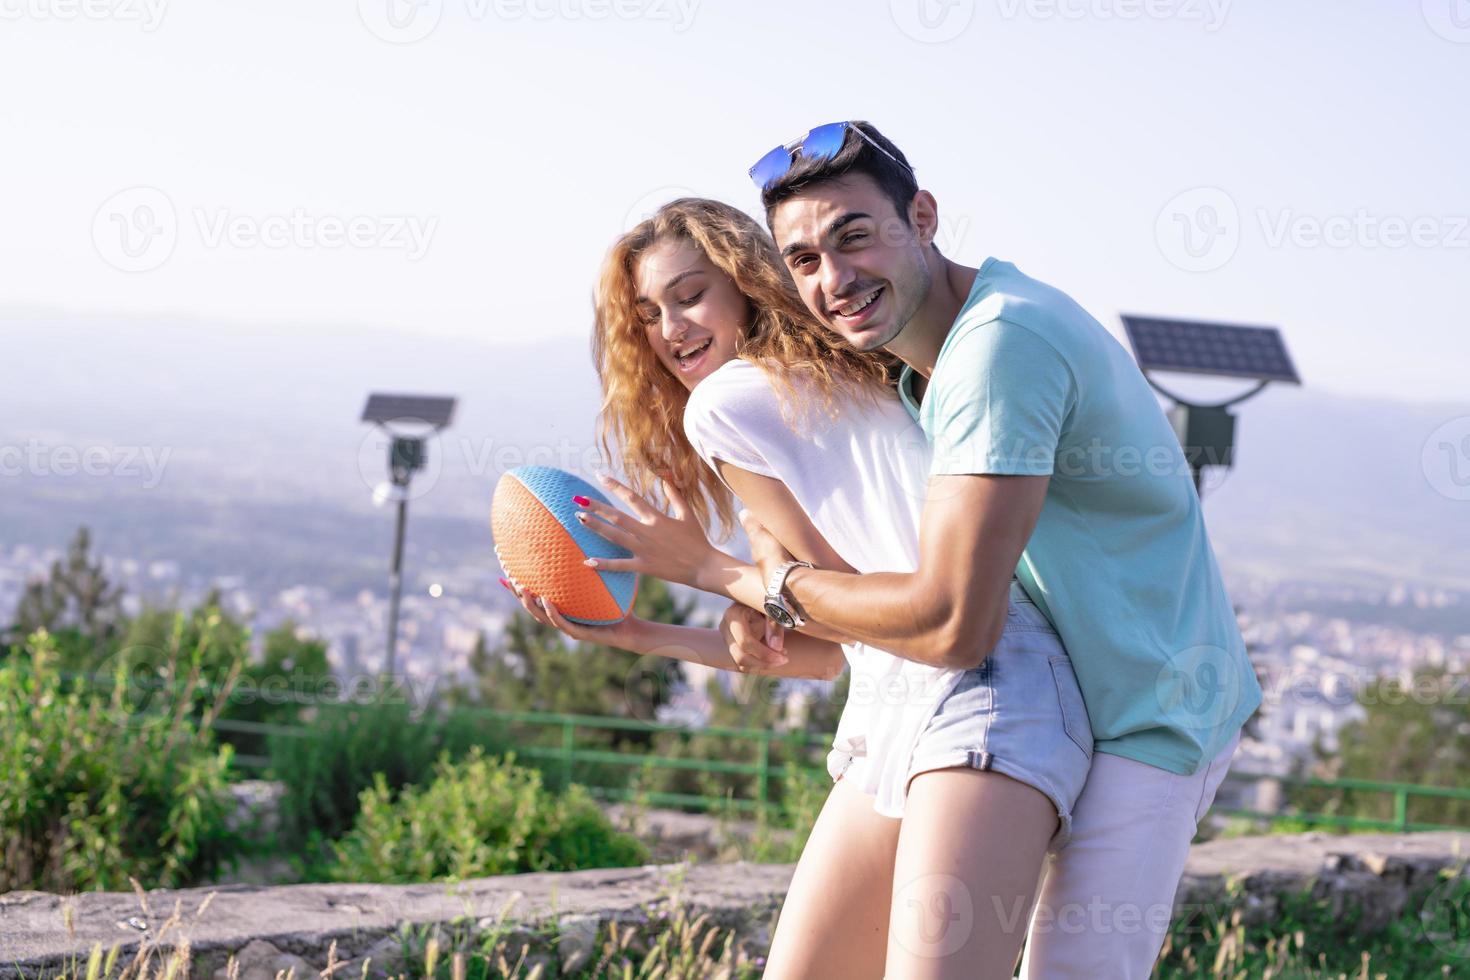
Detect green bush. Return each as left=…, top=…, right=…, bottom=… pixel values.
left=328, top=747, right=648, bottom=883
left=0, top=628, right=242, bottom=892
left=267, top=698, right=514, bottom=861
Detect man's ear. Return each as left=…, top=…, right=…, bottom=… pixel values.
left=909, top=190, right=940, bottom=249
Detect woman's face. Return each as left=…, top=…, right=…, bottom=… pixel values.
left=633, top=237, right=749, bottom=391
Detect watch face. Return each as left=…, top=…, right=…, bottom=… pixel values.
left=763, top=601, right=796, bottom=630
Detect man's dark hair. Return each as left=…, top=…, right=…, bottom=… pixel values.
left=759, top=121, right=922, bottom=235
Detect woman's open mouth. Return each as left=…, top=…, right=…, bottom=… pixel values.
left=674, top=337, right=713, bottom=373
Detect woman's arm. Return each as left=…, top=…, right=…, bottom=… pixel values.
left=498, top=577, right=844, bottom=680
left=577, top=471, right=860, bottom=645
left=632, top=613, right=844, bottom=680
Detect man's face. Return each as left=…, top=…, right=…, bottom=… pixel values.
left=770, top=174, right=933, bottom=352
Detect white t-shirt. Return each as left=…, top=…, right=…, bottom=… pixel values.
left=682, top=357, right=966, bottom=818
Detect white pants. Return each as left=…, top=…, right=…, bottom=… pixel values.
left=1018, top=732, right=1241, bottom=979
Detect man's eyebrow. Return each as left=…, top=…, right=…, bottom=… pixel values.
left=635, top=268, right=705, bottom=303
left=779, top=238, right=809, bottom=261
left=780, top=211, right=873, bottom=260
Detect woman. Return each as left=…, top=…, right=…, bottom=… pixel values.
left=499, top=198, right=1092, bottom=979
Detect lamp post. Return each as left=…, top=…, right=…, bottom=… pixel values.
left=1121, top=316, right=1302, bottom=498
left=361, top=393, right=457, bottom=679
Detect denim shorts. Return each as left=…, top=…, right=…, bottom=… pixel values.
left=905, top=581, right=1094, bottom=850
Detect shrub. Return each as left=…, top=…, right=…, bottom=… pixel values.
left=0, top=628, right=242, bottom=892
left=329, top=747, right=648, bottom=883
left=267, top=698, right=515, bottom=863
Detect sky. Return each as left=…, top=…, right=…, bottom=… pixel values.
left=2, top=0, right=1466, bottom=405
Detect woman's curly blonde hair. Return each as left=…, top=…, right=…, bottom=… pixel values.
left=592, top=197, right=900, bottom=541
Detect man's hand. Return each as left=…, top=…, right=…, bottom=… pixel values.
left=739, top=509, right=794, bottom=585
left=719, top=601, right=788, bottom=673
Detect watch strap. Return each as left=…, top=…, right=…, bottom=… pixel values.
left=768, top=559, right=814, bottom=598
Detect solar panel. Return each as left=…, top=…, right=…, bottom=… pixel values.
left=361, top=393, right=457, bottom=428
left=1121, top=316, right=1301, bottom=384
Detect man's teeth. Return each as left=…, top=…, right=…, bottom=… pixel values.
left=836, top=288, right=881, bottom=317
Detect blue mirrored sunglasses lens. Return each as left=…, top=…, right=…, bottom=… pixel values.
left=799, top=122, right=849, bottom=162
left=749, top=145, right=793, bottom=189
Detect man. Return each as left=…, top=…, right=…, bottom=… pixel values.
left=732, top=120, right=1260, bottom=977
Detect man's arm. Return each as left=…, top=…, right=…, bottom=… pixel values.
left=756, top=317, right=1071, bottom=669
left=748, top=472, right=1049, bottom=670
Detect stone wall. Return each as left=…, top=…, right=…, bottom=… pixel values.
left=2, top=832, right=1466, bottom=979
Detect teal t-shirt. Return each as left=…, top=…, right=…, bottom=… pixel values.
left=898, top=258, right=1261, bottom=775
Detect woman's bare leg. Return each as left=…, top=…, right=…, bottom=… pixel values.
left=763, top=774, right=903, bottom=980
left=885, top=768, right=1058, bottom=980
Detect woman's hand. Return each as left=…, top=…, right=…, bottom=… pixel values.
left=574, top=474, right=728, bottom=592
left=719, top=601, right=789, bottom=673
left=738, top=508, right=795, bottom=584
left=495, top=546, right=644, bottom=650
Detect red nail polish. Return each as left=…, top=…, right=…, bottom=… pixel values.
left=498, top=577, right=512, bottom=590
left=573, top=495, right=590, bottom=507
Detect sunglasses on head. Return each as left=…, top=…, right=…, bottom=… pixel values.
left=747, top=121, right=914, bottom=191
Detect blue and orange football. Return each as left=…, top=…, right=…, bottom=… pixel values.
left=491, top=465, right=639, bottom=625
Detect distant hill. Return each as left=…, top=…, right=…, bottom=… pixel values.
left=1196, top=384, right=1470, bottom=591
left=3, top=310, right=1467, bottom=597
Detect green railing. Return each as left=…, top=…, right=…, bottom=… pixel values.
left=20, top=660, right=1470, bottom=828
left=1214, top=770, right=1470, bottom=834
left=211, top=707, right=1470, bottom=830
left=211, top=707, right=834, bottom=815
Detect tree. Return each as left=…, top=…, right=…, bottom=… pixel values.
left=223, top=620, right=333, bottom=761
left=10, top=526, right=124, bottom=665
left=117, top=588, right=251, bottom=687
left=1303, top=668, right=1470, bottom=827
left=459, top=576, right=694, bottom=724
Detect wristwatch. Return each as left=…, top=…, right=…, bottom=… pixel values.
left=764, top=560, right=813, bottom=629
